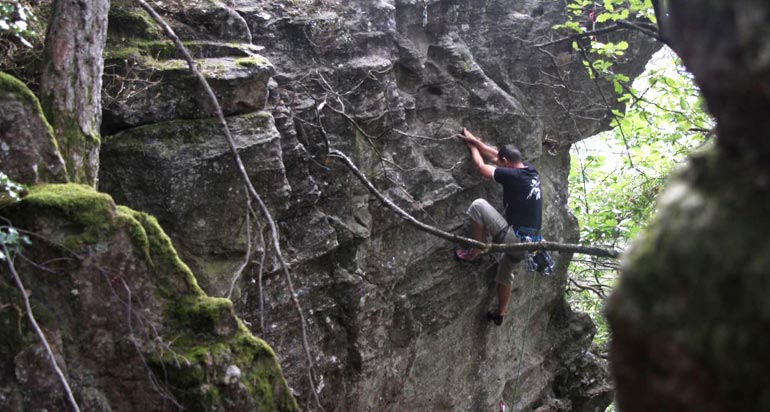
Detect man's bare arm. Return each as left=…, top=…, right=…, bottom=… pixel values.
left=467, top=142, right=495, bottom=180
left=462, top=128, right=499, bottom=163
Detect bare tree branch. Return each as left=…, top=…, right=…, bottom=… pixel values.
left=535, top=20, right=661, bottom=49
left=616, top=20, right=661, bottom=41
left=568, top=277, right=608, bottom=299
left=2, top=245, right=81, bottom=412
left=328, top=149, right=620, bottom=259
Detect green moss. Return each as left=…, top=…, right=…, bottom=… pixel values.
left=116, top=205, right=150, bottom=251
left=124, top=209, right=203, bottom=298
left=103, top=46, right=142, bottom=61
left=150, top=325, right=300, bottom=412
left=107, top=4, right=162, bottom=43
left=0, top=72, right=62, bottom=164
left=5, top=183, right=298, bottom=410
left=240, top=110, right=273, bottom=126
left=20, top=184, right=115, bottom=248
left=145, top=58, right=189, bottom=71
left=0, top=72, right=43, bottom=111
left=234, top=56, right=267, bottom=67
left=174, top=295, right=233, bottom=333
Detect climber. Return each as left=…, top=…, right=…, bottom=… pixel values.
left=455, top=128, right=543, bottom=326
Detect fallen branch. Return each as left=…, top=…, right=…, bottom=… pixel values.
left=135, top=1, right=325, bottom=410
left=3, top=244, right=81, bottom=412
left=328, top=149, right=620, bottom=259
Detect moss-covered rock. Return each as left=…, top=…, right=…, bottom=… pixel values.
left=107, top=1, right=163, bottom=45
left=0, top=72, right=67, bottom=185
left=0, top=184, right=299, bottom=411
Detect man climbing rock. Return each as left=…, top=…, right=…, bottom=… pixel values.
left=455, top=128, right=543, bottom=326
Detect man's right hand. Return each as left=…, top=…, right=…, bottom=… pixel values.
left=461, top=128, right=479, bottom=144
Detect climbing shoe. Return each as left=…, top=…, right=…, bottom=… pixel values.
left=486, top=311, right=503, bottom=326
left=454, top=247, right=480, bottom=262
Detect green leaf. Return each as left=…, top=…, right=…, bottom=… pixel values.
left=615, top=73, right=630, bottom=83
left=596, top=13, right=613, bottom=23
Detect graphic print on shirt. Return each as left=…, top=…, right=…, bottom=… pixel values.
left=527, top=177, right=541, bottom=200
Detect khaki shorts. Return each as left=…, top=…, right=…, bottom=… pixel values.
left=466, top=198, right=525, bottom=286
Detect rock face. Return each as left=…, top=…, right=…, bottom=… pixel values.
left=100, top=112, right=291, bottom=294
left=607, top=1, right=770, bottom=411
left=0, top=184, right=298, bottom=412
left=98, top=0, right=657, bottom=410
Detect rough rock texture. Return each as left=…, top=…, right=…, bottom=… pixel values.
left=102, top=47, right=275, bottom=134
left=0, top=184, right=299, bottom=412
left=607, top=1, right=770, bottom=411
left=100, top=112, right=291, bottom=294
left=98, top=0, right=658, bottom=410
left=0, top=72, right=67, bottom=185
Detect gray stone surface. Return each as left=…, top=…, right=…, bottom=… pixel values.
left=102, top=52, right=275, bottom=134
left=98, top=0, right=658, bottom=410
left=100, top=112, right=290, bottom=295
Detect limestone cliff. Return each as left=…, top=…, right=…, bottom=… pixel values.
left=95, top=0, right=658, bottom=410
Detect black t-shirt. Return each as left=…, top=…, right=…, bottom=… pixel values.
left=493, top=163, right=543, bottom=230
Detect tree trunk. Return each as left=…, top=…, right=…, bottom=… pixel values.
left=40, top=0, right=110, bottom=186
left=608, top=1, right=770, bottom=411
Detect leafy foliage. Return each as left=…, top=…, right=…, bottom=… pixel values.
left=567, top=42, right=714, bottom=351
left=0, top=1, right=38, bottom=47
left=553, top=1, right=713, bottom=356
left=0, top=172, right=30, bottom=260
left=556, top=0, right=657, bottom=90
left=0, top=1, right=47, bottom=91
left=1, top=171, right=24, bottom=202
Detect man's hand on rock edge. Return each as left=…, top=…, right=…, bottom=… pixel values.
left=460, top=128, right=479, bottom=144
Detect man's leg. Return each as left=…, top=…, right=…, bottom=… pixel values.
left=465, top=217, right=485, bottom=258
left=496, top=282, right=513, bottom=317
left=462, top=199, right=507, bottom=259
left=488, top=254, right=516, bottom=326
